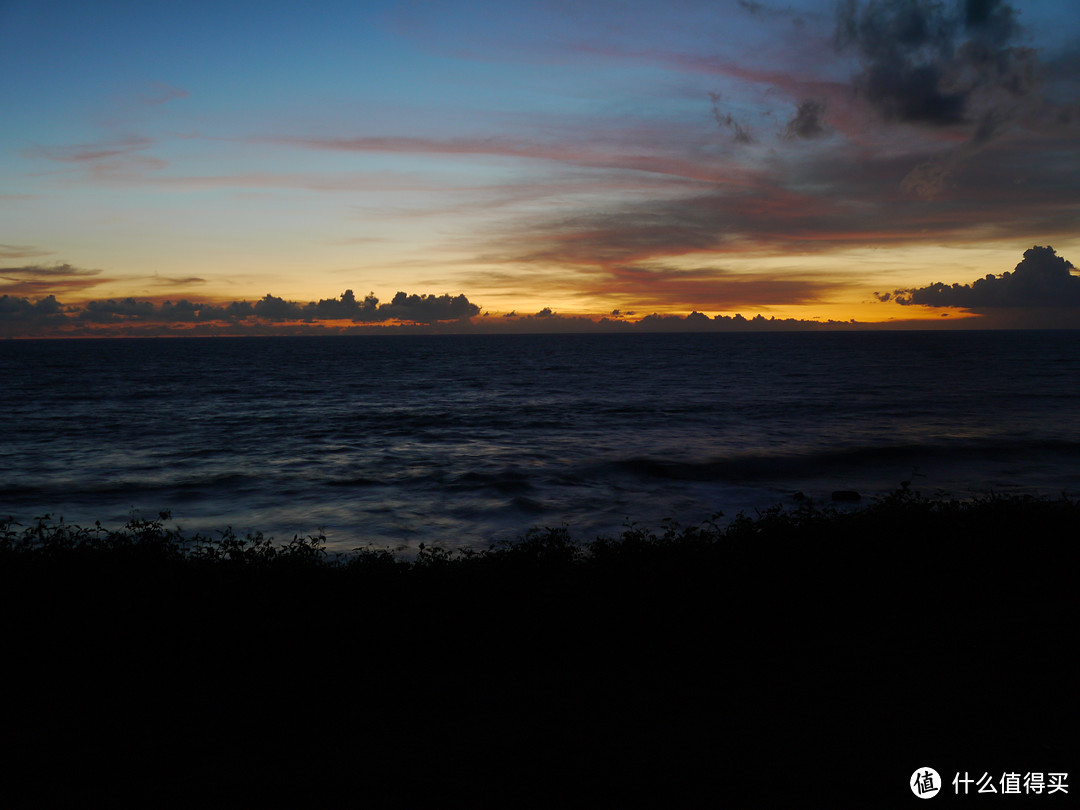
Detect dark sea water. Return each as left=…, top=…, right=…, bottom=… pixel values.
left=3, top=330, right=1080, bottom=552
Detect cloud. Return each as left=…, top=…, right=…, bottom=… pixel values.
left=487, top=176, right=911, bottom=271
left=472, top=104, right=1080, bottom=283
left=899, top=109, right=1009, bottom=195
left=0, top=294, right=65, bottom=322
left=23, top=135, right=168, bottom=183
left=591, top=264, right=848, bottom=311
left=1, top=289, right=482, bottom=335
left=267, top=133, right=756, bottom=187
left=78, top=297, right=159, bottom=323
left=252, top=293, right=303, bottom=321
left=139, top=82, right=189, bottom=106
left=0, top=244, right=53, bottom=260
left=783, top=100, right=829, bottom=140
left=835, top=0, right=1037, bottom=127
left=244, top=290, right=479, bottom=324
left=710, top=93, right=755, bottom=144
left=27, top=136, right=155, bottom=164
left=153, top=275, right=207, bottom=286
left=833, top=0, right=1073, bottom=202
left=305, top=289, right=379, bottom=320
left=884, top=245, right=1080, bottom=309
left=379, top=291, right=480, bottom=323
left=836, top=0, right=962, bottom=125
left=0, top=289, right=978, bottom=338
left=0, top=263, right=107, bottom=296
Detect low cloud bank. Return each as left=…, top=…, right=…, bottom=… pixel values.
left=73, top=289, right=480, bottom=325
left=0, top=289, right=482, bottom=336
left=0, top=290, right=866, bottom=336
left=2, top=283, right=874, bottom=336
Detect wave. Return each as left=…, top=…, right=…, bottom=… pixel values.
left=0, top=471, right=257, bottom=502
left=610, top=438, right=1080, bottom=484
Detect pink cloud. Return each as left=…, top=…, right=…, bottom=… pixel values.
left=266, top=134, right=764, bottom=188
left=27, top=136, right=155, bottom=163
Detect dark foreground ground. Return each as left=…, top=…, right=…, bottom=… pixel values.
left=2, top=489, right=1076, bottom=806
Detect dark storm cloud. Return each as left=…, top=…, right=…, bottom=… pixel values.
left=835, top=0, right=1037, bottom=126
left=884, top=246, right=1080, bottom=308
left=783, top=100, right=829, bottom=139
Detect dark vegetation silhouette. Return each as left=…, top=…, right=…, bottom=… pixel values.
left=2, top=490, right=1076, bottom=804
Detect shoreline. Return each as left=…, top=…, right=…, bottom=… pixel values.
left=4, top=484, right=1078, bottom=559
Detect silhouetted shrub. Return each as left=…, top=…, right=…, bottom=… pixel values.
left=2, top=490, right=1076, bottom=804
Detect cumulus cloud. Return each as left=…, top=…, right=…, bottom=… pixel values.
left=78, top=297, right=158, bottom=323
left=68, top=289, right=480, bottom=325
left=306, top=289, right=379, bottom=320
left=0, top=294, right=65, bottom=321
left=379, top=291, right=480, bottom=323
left=883, top=246, right=1080, bottom=309
left=252, top=293, right=302, bottom=321
left=0, top=289, right=483, bottom=335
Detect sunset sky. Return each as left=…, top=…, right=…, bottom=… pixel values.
left=2, top=0, right=1079, bottom=335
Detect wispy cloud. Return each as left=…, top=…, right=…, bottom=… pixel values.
left=587, top=264, right=851, bottom=310
left=26, top=136, right=155, bottom=164
left=0, top=244, right=53, bottom=260
left=262, top=134, right=763, bottom=188
left=151, top=275, right=207, bottom=286
left=138, top=82, right=189, bottom=106
left=0, top=263, right=108, bottom=297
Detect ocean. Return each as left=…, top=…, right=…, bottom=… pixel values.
left=3, top=330, right=1079, bottom=552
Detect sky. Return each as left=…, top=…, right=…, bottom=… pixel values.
left=2, top=0, right=1079, bottom=336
